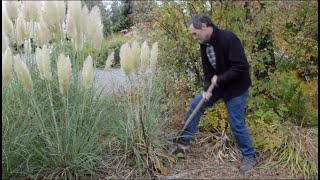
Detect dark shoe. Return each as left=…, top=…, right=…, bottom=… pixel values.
left=240, top=156, right=256, bottom=172
left=176, top=138, right=190, bottom=151
left=170, top=138, right=190, bottom=155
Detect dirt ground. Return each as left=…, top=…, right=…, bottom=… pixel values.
left=156, top=133, right=298, bottom=179
left=92, top=69, right=301, bottom=179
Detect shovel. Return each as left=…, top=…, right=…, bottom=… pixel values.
left=168, top=81, right=216, bottom=154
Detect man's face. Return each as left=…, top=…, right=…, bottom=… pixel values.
left=188, top=23, right=210, bottom=42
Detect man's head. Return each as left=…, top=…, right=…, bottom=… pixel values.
left=188, top=13, right=215, bottom=43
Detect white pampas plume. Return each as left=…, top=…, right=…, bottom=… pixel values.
left=24, top=39, right=31, bottom=54
left=82, top=56, right=94, bottom=90
left=34, top=19, right=50, bottom=47
left=66, top=1, right=82, bottom=47
left=120, top=43, right=133, bottom=77
left=2, top=11, right=14, bottom=43
left=66, top=0, right=85, bottom=51
left=2, top=48, right=13, bottom=88
left=104, top=52, right=114, bottom=70
left=57, top=54, right=72, bottom=95
left=13, top=55, right=34, bottom=95
left=22, top=1, right=40, bottom=22
left=16, top=14, right=27, bottom=45
left=131, top=40, right=141, bottom=75
left=5, top=1, right=19, bottom=21
left=21, top=1, right=32, bottom=22
left=56, top=1, right=66, bottom=26
left=140, top=41, right=150, bottom=73
left=87, top=6, right=104, bottom=50
left=36, top=45, right=52, bottom=81
left=2, top=34, right=9, bottom=54
left=42, top=1, right=57, bottom=29
left=150, top=42, right=159, bottom=72
left=81, top=4, right=89, bottom=35
left=43, top=1, right=65, bottom=39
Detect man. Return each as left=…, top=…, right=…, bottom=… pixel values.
left=176, top=13, right=256, bottom=172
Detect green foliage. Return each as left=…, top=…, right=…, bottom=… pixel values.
left=200, top=102, right=228, bottom=133
left=108, top=1, right=134, bottom=33
left=148, top=1, right=318, bottom=178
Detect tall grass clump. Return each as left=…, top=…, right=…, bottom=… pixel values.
left=2, top=1, right=118, bottom=179
left=266, top=122, right=318, bottom=179
left=3, top=52, right=118, bottom=179
left=114, top=41, right=169, bottom=175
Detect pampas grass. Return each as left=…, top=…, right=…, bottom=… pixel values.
left=2, top=11, right=14, bottom=43
left=21, top=1, right=40, bottom=22
left=42, top=1, right=65, bottom=40
left=2, top=33, right=9, bottom=53
left=24, top=39, right=31, bottom=54
left=132, top=40, right=141, bottom=75
left=104, top=52, right=114, bottom=70
left=2, top=48, right=13, bottom=88
left=16, top=14, right=27, bottom=45
left=34, top=18, right=50, bottom=47
left=4, top=1, right=19, bottom=21
left=57, top=54, right=72, bottom=95
left=140, top=41, right=150, bottom=73
left=150, top=42, right=158, bottom=72
left=36, top=45, right=52, bottom=81
left=82, top=56, right=94, bottom=90
left=120, top=43, right=133, bottom=77
left=88, top=6, right=104, bottom=50
left=13, top=55, right=34, bottom=95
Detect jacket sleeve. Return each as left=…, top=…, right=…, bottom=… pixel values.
left=217, top=33, right=249, bottom=87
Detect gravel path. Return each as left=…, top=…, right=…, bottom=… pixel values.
left=92, top=68, right=128, bottom=95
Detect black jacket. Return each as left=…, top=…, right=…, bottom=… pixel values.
left=200, top=26, right=251, bottom=101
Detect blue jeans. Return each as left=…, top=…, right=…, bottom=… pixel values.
left=180, top=88, right=255, bottom=157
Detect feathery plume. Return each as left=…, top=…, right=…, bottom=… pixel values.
left=16, top=14, right=27, bottom=45
left=43, top=1, right=65, bottom=39
left=81, top=4, right=89, bottom=35
left=13, top=55, right=34, bottom=95
left=131, top=40, right=141, bottom=75
left=24, top=39, right=31, bottom=54
left=120, top=43, right=133, bottom=77
left=22, top=1, right=40, bottom=22
left=56, top=1, right=66, bottom=26
left=36, top=45, right=52, bottom=81
left=82, top=56, right=94, bottom=90
left=150, top=42, right=159, bottom=72
left=66, top=1, right=81, bottom=43
left=104, top=52, right=114, bottom=70
left=5, top=1, right=19, bottom=21
left=2, top=48, right=13, bottom=88
left=34, top=18, right=50, bottom=47
left=140, top=41, right=150, bottom=73
left=57, top=54, right=72, bottom=95
left=87, top=6, right=104, bottom=50
left=2, top=11, right=14, bottom=43
left=21, top=1, right=32, bottom=22
left=2, top=34, right=9, bottom=54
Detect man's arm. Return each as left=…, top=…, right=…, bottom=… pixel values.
left=216, top=33, right=249, bottom=87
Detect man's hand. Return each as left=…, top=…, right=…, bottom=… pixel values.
left=202, top=91, right=212, bottom=101
left=202, top=75, right=218, bottom=101
left=211, top=75, right=218, bottom=87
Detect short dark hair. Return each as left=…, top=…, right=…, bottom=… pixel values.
left=188, top=13, right=215, bottom=29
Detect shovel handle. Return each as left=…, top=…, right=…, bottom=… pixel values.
left=176, top=81, right=216, bottom=138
